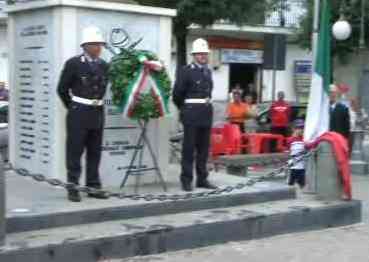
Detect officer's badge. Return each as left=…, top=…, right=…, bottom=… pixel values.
left=81, top=76, right=88, bottom=86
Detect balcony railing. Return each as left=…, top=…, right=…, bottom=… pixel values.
left=0, top=0, right=5, bottom=10
left=265, top=0, right=307, bottom=28
left=1, top=0, right=307, bottom=28
left=0, top=0, right=6, bottom=17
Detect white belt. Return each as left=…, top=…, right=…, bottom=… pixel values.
left=72, top=96, right=103, bottom=106
left=185, top=98, right=211, bottom=104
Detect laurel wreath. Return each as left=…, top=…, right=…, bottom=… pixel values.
left=108, top=49, right=171, bottom=120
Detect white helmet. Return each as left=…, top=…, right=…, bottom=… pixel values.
left=80, top=26, right=106, bottom=46
left=191, top=38, right=210, bottom=54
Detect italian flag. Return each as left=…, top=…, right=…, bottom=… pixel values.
left=304, top=0, right=332, bottom=142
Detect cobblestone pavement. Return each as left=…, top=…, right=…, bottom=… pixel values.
left=107, top=175, right=369, bottom=262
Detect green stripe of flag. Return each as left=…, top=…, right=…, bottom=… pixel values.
left=316, top=0, right=331, bottom=94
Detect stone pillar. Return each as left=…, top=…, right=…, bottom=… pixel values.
left=352, top=129, right=365, bottom=160
left=351, top=129, right=368, bottom=175
left=0, top=155, right=5, bottom=246
left=355, top=46, right=369, bottom=175
left=359, top=57, right=369, bottom=124
left=305, top=150, right=317, bottom=193
left=315, top=142, right=342, bottom=200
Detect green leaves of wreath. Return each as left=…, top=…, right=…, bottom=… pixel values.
left=109, top=49, right=171, bottom=121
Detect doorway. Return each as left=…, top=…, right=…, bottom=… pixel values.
left=229, top=63, right=258, bottom=97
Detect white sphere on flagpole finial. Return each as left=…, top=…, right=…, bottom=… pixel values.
left=332, top=20, right=352, bottom=41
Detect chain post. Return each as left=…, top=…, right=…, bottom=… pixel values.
left=0, top=155, right=5, bottom=246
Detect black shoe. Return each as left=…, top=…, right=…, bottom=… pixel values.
left=197, top=180, right=218, bottom=190
left=181, top=183, right=193, bottom=192
left=87, top=190, right=109, bottom=199
left=68, top=190, right=82, bottom=202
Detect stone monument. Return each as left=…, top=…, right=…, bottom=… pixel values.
left=7, top=0, right=176, bottom=188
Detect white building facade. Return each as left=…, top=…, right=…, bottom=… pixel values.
left=178, top=0, right=311, bottom=105
left=0, top=1, right=8, bottom=85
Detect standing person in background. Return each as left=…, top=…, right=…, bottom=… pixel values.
left=227, top=90, right=249, bottom=133
left=248, top=83, right=258, bottom=104
left=245, top=94, right=257, bottom=115
left=0, top=82, right=9, bottom=101
left=269, top=91, right=291, bottom=152
left=244, top=94, right=258, bottom=133
left=229, top=83, right=243, bottom=103
left=349, top=97, right=359, bottom=132
left=348, top=97, right=359, bottom=155
left=270, top=91, right=291, bottom=137
left=329, top=88, right=350, bottom=140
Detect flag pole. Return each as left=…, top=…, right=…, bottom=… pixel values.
left=305, top=0, right=321, bottom=194
left=312, top=0, right=320, bottom=71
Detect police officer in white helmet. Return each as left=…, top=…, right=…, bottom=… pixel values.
left=173, top=38, right=217, bottom=192
left=57, top=26, right=109, bottom=202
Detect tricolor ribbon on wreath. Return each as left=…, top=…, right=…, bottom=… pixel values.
left=122, top=56, right=169, bottom=118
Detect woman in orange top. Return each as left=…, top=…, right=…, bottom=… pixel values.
left=227, top=91, right=249, bottom=133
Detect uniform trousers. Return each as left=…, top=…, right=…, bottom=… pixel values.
left=181, top=125, right=211, bottom=185
left=66, top=102, right=104, bottom=188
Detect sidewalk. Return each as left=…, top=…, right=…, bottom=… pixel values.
left=5, top=164, right=285, bottom=218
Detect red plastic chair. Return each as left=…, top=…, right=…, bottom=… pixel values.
left=210, top=123, right=256, bottom=158
left=210, top=124, right=240, bottom=158
left=222, top=124, right=241, bottom=155
left=247, top=133, right=286, bottom=154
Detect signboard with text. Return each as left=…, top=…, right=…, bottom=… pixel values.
left=221, top=49, right=263, bottom=64
left=294, top=60, right=312, bottom=103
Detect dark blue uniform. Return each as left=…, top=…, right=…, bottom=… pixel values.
left=173, top=63, right=213, bottom=186
left=57, top=54, right=109, bottom=189
left=330, top=102, right=350, bottom=139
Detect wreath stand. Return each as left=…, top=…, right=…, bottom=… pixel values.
left=120, top=120, right=167, bottom=192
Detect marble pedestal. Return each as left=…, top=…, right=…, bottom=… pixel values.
left=7, top=0, right=176, bottom=188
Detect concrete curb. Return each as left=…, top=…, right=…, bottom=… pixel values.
left=0, top=200, right=361, bottom=262
left=7, top=187, right=295, bottom=233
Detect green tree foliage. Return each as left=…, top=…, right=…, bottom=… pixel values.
left=137, top=0, right=279, bottom=69
left=297, top=0, right=369, bottom=64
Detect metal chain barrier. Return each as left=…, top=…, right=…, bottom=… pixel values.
left=8, top=149, right=313, bottom=202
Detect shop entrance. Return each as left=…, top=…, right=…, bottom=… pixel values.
left=229, top=63, right=258, bottom=98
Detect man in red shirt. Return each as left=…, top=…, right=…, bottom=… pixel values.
left=270, top=91, right=291, bottom=137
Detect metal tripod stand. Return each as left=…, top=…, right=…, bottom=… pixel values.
left=120, top=120, right=167, bottom=192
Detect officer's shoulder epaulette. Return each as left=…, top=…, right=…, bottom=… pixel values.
left=65, top=55, right=83, bottom=65
left=181, top=64, right=193, bottom=71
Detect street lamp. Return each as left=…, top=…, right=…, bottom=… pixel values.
left=332, top=20, right=352, bottom=41
left=332, top=1, right=352, bottom=41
